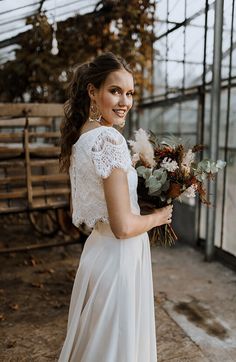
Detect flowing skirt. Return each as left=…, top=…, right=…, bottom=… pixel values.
left=58, top=221, right=157, bottom=362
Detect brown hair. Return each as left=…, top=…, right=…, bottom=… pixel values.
left=59, top=52, right=132, bottom=172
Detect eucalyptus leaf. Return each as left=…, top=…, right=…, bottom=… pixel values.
left=153, top=169, right=167, bottom=184
left=197, top=159, right=226, bottom=175
left=149, top=184, right=162, bottom=194
left=148, top=188, right=162, bottom=196
left=136, top=166, right=152, bottom=179
left=162, top=180, right=170, bottom=192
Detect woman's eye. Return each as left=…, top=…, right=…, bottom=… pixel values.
left=127, top=92, right=134, bottom=97
left=111, top=89, right=120, bottom=95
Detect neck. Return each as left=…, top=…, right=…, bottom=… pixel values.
left=99, top=117, right=113, bottom=127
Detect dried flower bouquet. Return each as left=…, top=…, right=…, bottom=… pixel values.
left=128, top=129, right=226, bottom=246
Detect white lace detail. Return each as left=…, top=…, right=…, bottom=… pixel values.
left=91, top=128, right=131, bottom=178
left=69, top=126, right=139, bottom=229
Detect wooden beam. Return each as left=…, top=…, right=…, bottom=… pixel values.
left=0, top=159, right=58, bottom=168
left=33, top=188, right=70, bottom=197
left=30, top=159, right=59, bottom=167
left=0, top=160, right=25, bottom=168
left=31, top=174, right=69, bottom=183
left=29, top=131, right=60, bottom=138
left=0, top=117, right=52, bottom=127
left=29, top=146, right=60, bottom=156
left=0, top=132, right=60, bottom=141
left=0, top=146, right=60, bottom=157
left=0, top=103, right=64, bottom=117
left=0, top=190, right=27, bottom=199
left=0, top=133, right=23, bottom=142
left=0, top=175, right=26, bottom=185
left=0, top=201, right=68, bottom=215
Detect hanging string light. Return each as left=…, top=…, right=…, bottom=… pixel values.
left=51, top=0, right=59, bottom=55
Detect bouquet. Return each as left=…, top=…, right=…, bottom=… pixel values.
left=128, top=128, right=226, bottom=247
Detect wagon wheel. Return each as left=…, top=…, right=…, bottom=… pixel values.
left=57, top=208, right=91, bottom=246
left=29, top=210, right=59, bottom=236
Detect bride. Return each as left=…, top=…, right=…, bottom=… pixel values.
left=58, top=52, right=173, bottom=362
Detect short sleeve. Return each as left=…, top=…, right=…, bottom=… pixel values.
left=91, top=128, right=132, bottom=179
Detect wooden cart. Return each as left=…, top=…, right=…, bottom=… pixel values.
left=0, top=103, right=89, bottom=251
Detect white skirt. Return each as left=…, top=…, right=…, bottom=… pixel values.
left=58, top=221, right=157, bottom=362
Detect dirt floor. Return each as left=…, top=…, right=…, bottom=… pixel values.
left=0, top=215, right=236, bottom=362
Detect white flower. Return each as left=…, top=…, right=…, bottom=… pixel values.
left=128, top=128, right=155, bottom=167
left=216, top=160, right=226, bottom=170
left=182, top=184, right=197, bottom=198
left=160, top=157, right=179, bottom=172
left=181, top=149, right=195, bottom=173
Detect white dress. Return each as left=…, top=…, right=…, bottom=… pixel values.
left=58, top=126, right=157, bottom=362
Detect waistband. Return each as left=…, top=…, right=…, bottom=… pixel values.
left=94, top=221, right=116, bottom=237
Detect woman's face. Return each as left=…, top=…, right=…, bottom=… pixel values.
left=90, top=69, right=134, bottom=127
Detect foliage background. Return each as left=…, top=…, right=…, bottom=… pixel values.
left=0, top=0, right=155, bottom=103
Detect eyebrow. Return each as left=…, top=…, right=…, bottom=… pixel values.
left=108, top=85, right=134, bottom=91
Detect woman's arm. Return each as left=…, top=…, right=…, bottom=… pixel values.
left=103, top=168, right=173, bottom=239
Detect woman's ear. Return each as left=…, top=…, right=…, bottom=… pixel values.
left=87, top=83, right=96, bottom=101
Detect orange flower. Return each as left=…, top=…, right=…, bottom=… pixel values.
left=167, top=182, right=181, bottom=198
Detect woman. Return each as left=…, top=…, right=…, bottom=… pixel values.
left=58, top=52, right=173, bottom=362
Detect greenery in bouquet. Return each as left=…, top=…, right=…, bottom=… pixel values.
left=128, top=128, right=226, bottom=247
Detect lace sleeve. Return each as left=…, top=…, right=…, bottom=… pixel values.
left=91, top=128, right=132, bottom=179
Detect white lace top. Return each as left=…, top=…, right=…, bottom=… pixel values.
left=69, top=126, right=140, bottom=228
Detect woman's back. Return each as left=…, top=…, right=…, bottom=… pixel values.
left=69, top=125, right=140, bottom=228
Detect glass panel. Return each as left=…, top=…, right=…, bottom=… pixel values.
left=156, top=0, right=167, bottom=20
left=153, top=58, right=166, bottom=95
left=223, top=149, right=236, bottom=256
left=168, top=28, right=184, bottom=61
left=185, top=25, right=204, bottom=63
left=205, top=26, right=214, bottom=83
left=214, top=149, right=224, bottom=248
left=228, top=88, right=236, bottom=148
left=186, top=0, right=205, bottom=19
left=139, top=100, right=198, bottom=140
left=167, top=61, right=184, bottom=88
left=231, top=48, right=236, bottom=77
left=219, top=90, right=227, bottom=148
left=184, top=63, right=203, bottom=87
left=168, top=0, right=185, bottom=23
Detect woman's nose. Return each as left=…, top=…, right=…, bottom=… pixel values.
left=118, top=94, right=131, bottom=107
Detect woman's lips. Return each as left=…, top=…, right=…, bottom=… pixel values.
left=113, top=109, right=126, bottom=118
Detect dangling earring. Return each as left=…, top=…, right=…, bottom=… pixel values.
left=119, top=121, right=126, bottom=128
left=89, top=101, right=101, bottom=122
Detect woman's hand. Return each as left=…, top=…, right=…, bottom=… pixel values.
left=152, top=205, right=173, bottom=227
left=103, top=168, right=174, bottom=239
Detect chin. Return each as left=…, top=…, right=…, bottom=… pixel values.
left=102, top=115, right=126, bottom=127
left=114, top=118, right=126, bottom=126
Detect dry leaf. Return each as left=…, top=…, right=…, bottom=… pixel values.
left=0, top=313, right=5, bottom=321
left=31, top=282, right=44, bottom=289
left=30, top=258, right=37, bottom=267
left=9, top=303, right=19, bottom=311
left=6, top=340, right=17, bottom=349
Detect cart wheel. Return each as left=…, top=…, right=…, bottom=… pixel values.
left=57, top=208, right=91, bottom=237
left=57, top=208, right=90, bottom=250
left=29, top=210, right=59, bottom=236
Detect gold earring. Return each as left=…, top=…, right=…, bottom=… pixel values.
left=119, top=120, right=126, bottom=128
left=89, top=101, right=101, bottom=122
